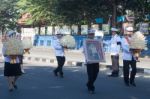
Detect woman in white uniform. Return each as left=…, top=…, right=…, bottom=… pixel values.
left=2, top=31, right=22, bottom=92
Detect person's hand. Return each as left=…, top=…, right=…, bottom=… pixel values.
left=4, top=55, right=7, bottom=57
left=63, top=46, right=68, bottom=49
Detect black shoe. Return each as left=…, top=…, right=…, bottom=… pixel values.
left=108, top=74, right=119, bottom=77
left=130, top=82, right=136, bottom=87
left=14, top=85, right=18, bottom=89
left=9, top=89, right=13, bottom=92
left=86, top=83, right=90, bottom=90
left=53, top=70, right=58, bottom=76
left=12, top=82, right=18, bottom=89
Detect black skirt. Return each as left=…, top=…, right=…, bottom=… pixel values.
left=4, top=62, right=22, bottom=76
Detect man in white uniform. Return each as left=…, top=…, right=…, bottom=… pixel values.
left=121, top=27, right=137, bottom=87
left=83, top=29, right=100, bottom=94
left=108, top=27, right=121, bottom=77
left=53, top=32, right=66, bottom=78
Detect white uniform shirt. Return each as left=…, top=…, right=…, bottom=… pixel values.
left=53, top=37, right=65, bottom=56
left=121, top=37, right=134, bottom=61
left=110, top=34, right=121, bottom=55
left=2, top=46, right=20, bottom=63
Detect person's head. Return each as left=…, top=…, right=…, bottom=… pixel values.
left=56, top=31, right=63, bottom=39
left=87, top=29, right=95, bottom=39
left=111, top=27, right=118, bottom=35
left=125, top=26, right=134, bottom=37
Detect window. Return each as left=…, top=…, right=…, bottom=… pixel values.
left=40, top=40, right=44, bottom=46
left=47, top=40, right=51, bottom=46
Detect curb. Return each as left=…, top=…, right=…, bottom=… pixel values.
left=105, top=65, right=150, bottom=75
left=23, top=56, right=150, bottom=74
left=1, top=54, right=150, bottom=74
left=23, top=56, right=80, bottom=66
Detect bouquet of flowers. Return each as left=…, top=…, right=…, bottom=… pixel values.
left=22, top=37, right=32, bottom=54
left=60, top=35, right=76, bottom=49
left=3, top=38, right=24, bottom=63
left=129, top=31, right=147, bottom=61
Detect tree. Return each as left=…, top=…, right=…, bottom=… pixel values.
left=0, top=0, right=19, bottom=34
left=16, top=0, right=150, bottom=34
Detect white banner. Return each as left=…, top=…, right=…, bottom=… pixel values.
left=47, top=26, right=53, bottom=35
left=102, top=24, right=110, bottom=34
left=71, top=25, right=78, bottom=35
left=139, top=23, right=149, bottom=34
left=81, top=25, right=88, bottom=35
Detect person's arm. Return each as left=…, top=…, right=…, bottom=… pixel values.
left=121, top=38, right=130, bottom=53
left=2, top=46, right=7, bottom=57
left=117, top=36, right=121, bottom=45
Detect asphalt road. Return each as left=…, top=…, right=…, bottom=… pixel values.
left=0, top=62, right=150, bottom=99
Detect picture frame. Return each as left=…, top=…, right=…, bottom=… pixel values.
left=84, top=39, right=105, bottom=63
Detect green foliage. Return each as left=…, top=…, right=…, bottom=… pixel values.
left=17, top=0, right=60, bottom=26
left=0, top=0, right=20, bottom=31
left=1, top=0, right=150, bottom=32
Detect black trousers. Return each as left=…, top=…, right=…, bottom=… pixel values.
left=111, top=55, right=119, bottom=74
left=54, top=56, right=65, bottom=75
left=86, top=63, right=99, bottom=91
left=123, top=60, right=136, bottom=84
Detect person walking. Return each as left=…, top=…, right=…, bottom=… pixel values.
left=83, top=29, right=100, bottom=94
left=2, top=31, right=22, bottom=92
left=53, top=32, right=66, bottom=78
left=121, top=26, right=137, bottom=87
left=108, top=27, right=121, bottom=77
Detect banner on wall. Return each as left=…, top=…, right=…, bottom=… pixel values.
left=34, top=27, right=38, bottom=35
left=55, top=26, right=60, bottom=34
left=40, top=27, right=45, bottom=35
left=62, top=25, right=71, bottom=34
left=139, top=23, right=149, bottom=34
left=102, top=24, right=110, bottom=34
left=71, top=25, right=78, bottom=35
left=92, top=24, right=99, bottom=30
left=81, top=25, right=88, bottom=35
left=95, top=18, right=103, bottom=23
left=47, top=26, right=53, bottom=35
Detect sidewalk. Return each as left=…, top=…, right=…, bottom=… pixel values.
left=25, top=47, right=150, bottom=73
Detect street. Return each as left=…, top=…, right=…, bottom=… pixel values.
left=0, top=61, right=150, bottom=99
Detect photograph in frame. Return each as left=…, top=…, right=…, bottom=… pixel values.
left=84, top=39, right=105, bottom=63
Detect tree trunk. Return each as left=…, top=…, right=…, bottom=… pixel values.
left=52, top=25, right=55, bottom=35
left=78, top=24, right=81, bottom=35
left=45, top=26, right=47, bottom=35
left=1, top=26, right=5, bottom=35
left=112, top=0, right=117, bottom=27
left=38, top=25, right=41, bottom=35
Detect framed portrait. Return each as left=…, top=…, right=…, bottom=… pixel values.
left=84, top=39, right=105, bottom=63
